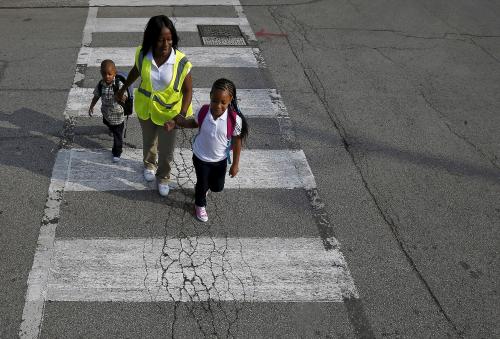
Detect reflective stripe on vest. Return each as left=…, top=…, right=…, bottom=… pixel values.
left=137, top=52, right=188, bottom=91
left=137, top=87, right=175, bottom=109
left=137, top=87, right=151, bottom=97
left=154, top=95, right=175, bottom=109
left=173, top=56, right=188, bottom=92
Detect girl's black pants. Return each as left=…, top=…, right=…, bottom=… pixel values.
left=193, top=154, right=227, bottom=207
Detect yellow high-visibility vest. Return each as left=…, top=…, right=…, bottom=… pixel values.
left=134, top=46, right=193, bottom=125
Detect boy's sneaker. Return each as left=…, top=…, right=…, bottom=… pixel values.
left=195, top=205, right=208, bottom=222
left=143, top=168, right=156, bottom=182
left=112, top=156, right=120, bottom=163
left=158, top=183, right=170, bottom=197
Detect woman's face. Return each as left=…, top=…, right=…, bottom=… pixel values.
left=155, top=26, right=173, bottom=58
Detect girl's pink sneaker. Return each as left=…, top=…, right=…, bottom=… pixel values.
left=195, top=205, right=208, bottom=222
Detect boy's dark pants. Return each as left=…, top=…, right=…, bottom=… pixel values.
left=193, top=155, right=227, bottom=207
left=103, top=117, right=124, bottom=157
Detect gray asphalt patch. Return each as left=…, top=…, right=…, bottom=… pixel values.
left=58, top=188, right=318, bottom=239
left=41, top=301, right=355, bottom=338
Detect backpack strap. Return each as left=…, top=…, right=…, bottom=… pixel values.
left=225, top=108, right=238, bottom=164
left=197, top=104, right=210, bottom=128
left=199, top=105, right=236, bottom=141
left=97, top=80, right=103, bottom=97
left=97, top=78, right=120, bottom=95
left=226, top=107, right=237, bottom=140
left=112, top=77, right=120, bottom=93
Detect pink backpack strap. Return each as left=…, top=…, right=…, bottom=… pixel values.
left=199, top=105, right=237, bottom=141
left=226, top=107, right=237, bottom=140
left=197, top=104, right=210, bottom=128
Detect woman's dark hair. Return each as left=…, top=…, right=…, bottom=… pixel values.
left=211, top=78, right=249, bottom=141
left=141, top=15, right=179, bottom=54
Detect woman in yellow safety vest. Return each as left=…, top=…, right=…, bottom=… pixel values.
left=116, top=15, right=193, bottom=197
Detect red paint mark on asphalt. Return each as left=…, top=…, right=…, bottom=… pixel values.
left=255, top=28, right=288, bottom=38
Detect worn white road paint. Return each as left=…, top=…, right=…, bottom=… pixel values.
left=77, top=47, right=260, bottom=68
left=82, top=7, right=98, bottom=47
left=92, top=17, right=256, bottom=41
left=91, top=0, right=240, bottom=5
left=48, top=237, right=358, bottom=302
left=19, top=151, right=71, bottom=339
left=66, top=88, right=287, bottom=118
left=59, top=148, right=315, bottom=191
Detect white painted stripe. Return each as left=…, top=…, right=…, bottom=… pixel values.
left=93, top=17, right=256, bottom=41
left=71, top=8, right=97, bottom=88
left=91, top=0, right=240, bottom=5
left=61, top=148, right=316, bottom=191
left=233, top=5, right=257, bottom=41
left=19, top=151, right=71, bottom=339
left=82, top=7, right=98, bottom=47
left=77, top=47, right=260, bottom=68
left=65, top=87, right=287, bottom=118
left=48, top=237, right=358, bottom=302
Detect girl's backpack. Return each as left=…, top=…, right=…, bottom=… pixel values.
left=196, top=104, right=237, bottom=163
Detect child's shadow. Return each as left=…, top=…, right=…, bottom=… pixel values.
left=0, top=108, right=103, bottom=181
left=0, top=108, right=195, bottom=208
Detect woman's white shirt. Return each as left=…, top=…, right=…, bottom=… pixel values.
left=147, top=49, right=188, bottom=91
left=192, top=107, right=242, bottom=162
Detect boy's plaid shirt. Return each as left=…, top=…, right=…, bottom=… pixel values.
left=93, top=79, right=126, bottom=125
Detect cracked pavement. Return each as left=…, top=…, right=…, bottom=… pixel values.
left=244, top=0, right=499, bottom=337
left=1, top=0, right=499, bottom=338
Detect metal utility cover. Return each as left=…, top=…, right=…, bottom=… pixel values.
left=198, top=25, right=247, bottom=46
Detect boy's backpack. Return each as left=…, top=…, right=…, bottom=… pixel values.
left=197, top=104, right=238, bottom=163
left=98, top=71, right=133, bottom=116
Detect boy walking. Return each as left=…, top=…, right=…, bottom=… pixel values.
left=89, top=59, right=127, bottom=162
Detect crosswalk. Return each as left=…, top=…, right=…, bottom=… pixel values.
left=20, top=1, right=359, bottom=337
left=66, top=88, right=286, bottom=117
left=78, top=47, right=262, bottom=67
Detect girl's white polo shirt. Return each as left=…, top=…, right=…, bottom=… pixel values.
left=192, top=107, right=242, bottom=162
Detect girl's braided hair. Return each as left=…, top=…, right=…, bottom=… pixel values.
left=210, top=78, right=249, bottom=141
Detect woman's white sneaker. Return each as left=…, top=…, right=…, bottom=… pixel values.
left=158, top=183, right=170, bottom=197
left=143, top=168, right=156, bottom=182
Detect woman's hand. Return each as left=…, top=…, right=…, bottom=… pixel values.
left=229, top=163, right=239, bottom=178
left=115, top=88, right=126, bottom=103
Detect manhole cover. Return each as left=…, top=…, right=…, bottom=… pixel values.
left=198, top=25, right=247, bottom=46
